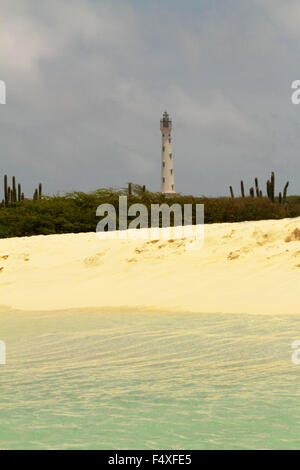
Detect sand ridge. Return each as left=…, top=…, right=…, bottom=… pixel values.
left=0, top=217, right=299, bottom=314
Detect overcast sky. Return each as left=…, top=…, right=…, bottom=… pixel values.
left=1, top=0, right=300, bottom=197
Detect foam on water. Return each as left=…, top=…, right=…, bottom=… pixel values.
left=0, top=310, right=300, bottom=449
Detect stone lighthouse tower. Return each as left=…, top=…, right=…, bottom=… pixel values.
left=160, top=111, right=175, bottom=195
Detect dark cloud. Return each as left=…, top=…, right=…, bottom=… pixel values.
left=0, top=0, right=299, bottom=197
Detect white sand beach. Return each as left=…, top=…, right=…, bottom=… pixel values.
left=0, top=217, right=299, bottom=314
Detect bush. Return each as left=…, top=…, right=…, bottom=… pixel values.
left=0, top=190, right=299, bottom=239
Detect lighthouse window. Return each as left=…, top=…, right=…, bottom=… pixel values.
left=169, top=137, right=171, bottom=143
left=162, top=146, right=165, bottom=152
left=162, top=177, right=165, bottom=183
left=172, top=184, right=174, bottom=190
left=162, top=162, right=165, bottom=168
left=169, top=153, right=172, bottom=159
left=170, top=169, right=173, bottom=175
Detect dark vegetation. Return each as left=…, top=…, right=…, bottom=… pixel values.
left=1, top=174, right=42, bottom=207
left=229, top=171, right=289, bottom=203
left=0, top=176, right=299, bottom=239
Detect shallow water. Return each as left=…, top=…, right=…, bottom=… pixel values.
left=0, top=309, right=300, bottom=449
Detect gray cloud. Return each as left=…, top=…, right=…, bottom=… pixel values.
left=0, top=0, right=299, bottom=197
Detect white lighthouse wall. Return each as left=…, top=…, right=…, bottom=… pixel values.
left=161, top=130, right=175, bottom=194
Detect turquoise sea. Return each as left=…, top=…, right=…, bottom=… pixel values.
left=0, top=309, right=300, bottom=450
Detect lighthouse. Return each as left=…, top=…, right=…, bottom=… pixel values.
left=160, top=111, right=175, bottom=195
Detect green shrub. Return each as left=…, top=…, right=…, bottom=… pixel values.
left=0, top=190, right=299, bottom=239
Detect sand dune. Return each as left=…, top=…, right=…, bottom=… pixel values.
left=0, top=217, right=299, bottom=314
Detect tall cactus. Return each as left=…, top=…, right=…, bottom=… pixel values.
left=266, top=173, right=275, bottom=202
left=255, top=177, right=260, bottom=197
left=12, top=176, right=17, bottom=207
left=270, top=172, right=275, bottom=202
left=267, top=180, right=271, bottom=200
left=33, top=188, right=38, bottom=201
left=229, top=172, right=289, bottom=205
left=283, top=181, right=289, bottom=203
left=1, top=175, right=44, bottom=208
left=4, top=174, right=8, bottom=207
left=7, top=187, right=11, bottom=206
left=240, top=180, right=245, bottom=198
